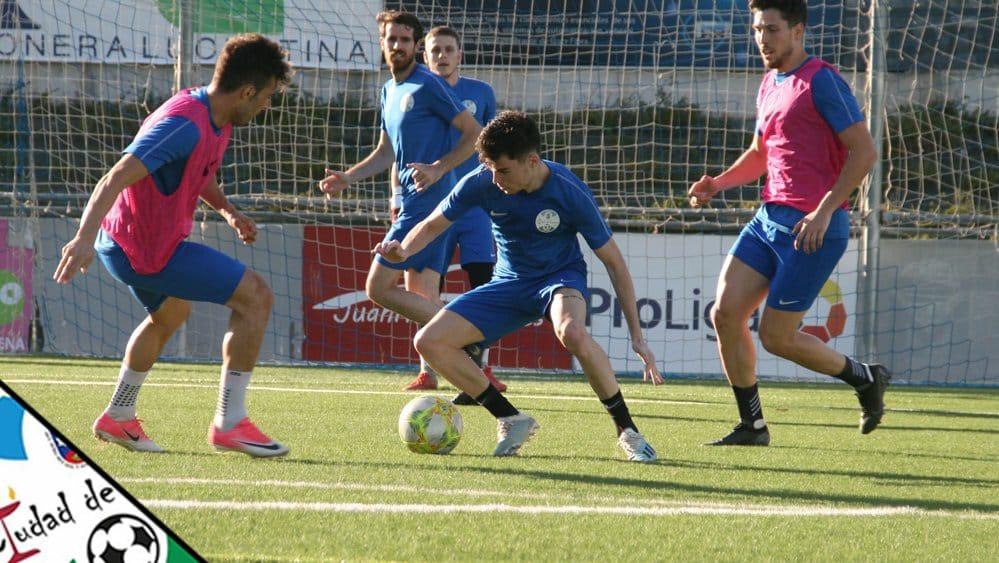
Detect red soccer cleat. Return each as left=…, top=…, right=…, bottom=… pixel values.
left=403, top=372, right=438, bottom=391
left=483, top=366, right=507, bottom=392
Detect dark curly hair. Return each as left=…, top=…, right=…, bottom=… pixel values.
left=376, top=10, right=424, bottom=44
left=212, top=33, right=292, bottom=93
left=748, top=0, right=808, bottom=27
left=476, top=111, right=542, bottom=162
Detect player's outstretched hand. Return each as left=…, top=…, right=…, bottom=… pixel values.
left=318, top=168, right=350, bottom=198
left=792, top=209, right=831, bottom=254
left=372, top=240, right=408, bottom=263
left=226, top=209, right=257, bottom=244
left=406, top=162, right=443, bottom=192
left=53, top=237, right=94, bottom=284
left=633, top=339, right=664, bottom=385
left=688, top=175, right=718, bottom=208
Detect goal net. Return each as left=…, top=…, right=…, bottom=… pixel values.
left=2, top=0, right=995, bottom=384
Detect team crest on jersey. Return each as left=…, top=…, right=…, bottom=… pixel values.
left=463, top=99, right=477, bottom=115
left=400, top=93, right=415, bottom=112
left=535, top=209, right=560, bottom=233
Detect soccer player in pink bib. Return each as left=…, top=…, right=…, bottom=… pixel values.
left=53, top=34, right=293, bottom=458
left=688, top=0, right=890, bottom=446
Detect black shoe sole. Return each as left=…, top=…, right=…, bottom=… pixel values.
left=705, top=429, right=771, bottom=446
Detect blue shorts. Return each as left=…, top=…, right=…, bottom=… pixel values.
left=95, top=230, right=246, bottom=313
left=375, top=215, right=449, bottom=273
left=437, top=207, right=496, bottom=275
left=445, top=267, right=588, bottom=344
left=731, top=203, right=849, bottom=312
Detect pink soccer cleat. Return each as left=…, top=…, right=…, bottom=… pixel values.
left=403, top=372, right=438, bottom=391
left=209, top=417, right=289, bottom=458
left=93, top=413, right=165, bottom=453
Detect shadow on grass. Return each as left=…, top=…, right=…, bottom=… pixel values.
left=526, top=406, right=998, bottom=434
left=250, top=452, right=999, bottom=514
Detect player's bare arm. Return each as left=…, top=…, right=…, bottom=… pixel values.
left=689, top=134, right=768, bottom=207
left=593, top=238, right=664, bottom=385
left=374, top=207, right=453, bottom=263
left=319, top=129, right=395, bottom=198
left=200, top=177, right=257, bottom=244
left=53, top=154, right=149, bottom=284
left=792, top=121, right=877, bottom=253
left=407, top=110, right=482, bottom=192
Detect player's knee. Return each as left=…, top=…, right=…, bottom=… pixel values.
left=413, top=326, right=442, bottom=358
left=710, top=303, right=740, bottom=332
left=150, top=300, right=190, bottom=333
left=759, top=326, right=792, bottom=357
left=233, top=271, right=273, bottom=322
left=365, top=276, right=389, bottom=307
left=556, top=320, right=588, bottom=353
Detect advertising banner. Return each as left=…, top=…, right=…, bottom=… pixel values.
left=583, top=233, right=858, bottom=379
left=0, top=0, right=380, bottom=69
left=302, top=226, right=571, bottom=369
left=0, top=220, right=31, bottom=354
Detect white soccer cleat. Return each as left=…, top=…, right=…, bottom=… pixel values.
left=493, top=413, right=540, bottom=456
left=617, top=428, right=658, bottom=462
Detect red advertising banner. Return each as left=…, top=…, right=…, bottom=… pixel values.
left=302, top=226, right=570, bottom=369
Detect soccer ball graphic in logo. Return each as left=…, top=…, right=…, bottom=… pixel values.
left=87, top=514, right=160, bottom=563
left=535, top=209, right=560, bottom=233
left=398, top=395, right=463, bottom=454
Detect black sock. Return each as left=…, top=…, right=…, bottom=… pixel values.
left=732, top=384, right=766, bottom=429
left=834, top=356, right=873, bottom=388
left=475, top=384, right=518, bottom=418
left=600, top=390, right=637, bottom=433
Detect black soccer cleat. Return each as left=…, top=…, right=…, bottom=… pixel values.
left=463, top=343, right=485, bottom=368
left=705, top=422, right=771, bottom=446
left=452, top=391, right=478, bottom=406
left=856, top=364, right=892, bottom=434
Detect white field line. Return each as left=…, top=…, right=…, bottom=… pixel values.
left=142, top=499, right=998, bottom=519
left=7, top=378, right=999, bottom=416
left=0, top=378, right=713, bottom=407
left=6, top=378, right=998, bottom=416
left=125, top=477, right=998, bottom=520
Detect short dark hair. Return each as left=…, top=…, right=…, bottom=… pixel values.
left=213, top=33, right=292, bottom=93
left=748, top=0, right=808, bottom=27
left=376, top=10, right=424, bottom=44
left=426, top=26, right=461, bottom=49
left=476, top=111, right=542, bottom=162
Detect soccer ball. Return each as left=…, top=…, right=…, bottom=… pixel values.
left=87, top=513, right=160, bottom=563
left=398, top=395, right=463, bottom=454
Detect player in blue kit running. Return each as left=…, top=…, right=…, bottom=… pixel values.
left=688, top=0, right=889, bottom=446
left=390, top=25, right=507, bottom=398
left=376, top=112, right=663, bottom=460
left=319, top=12, right=482, bottom=374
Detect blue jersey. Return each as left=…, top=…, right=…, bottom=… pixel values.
left=440, top=161, right=612, bottom=280
left=448, top=77, right=496, bottom=179
left=381, top=64, right=465, bottom=220
left=756, top=56, right=864, bottom=135
left=123, top=88, right=219, bottom=196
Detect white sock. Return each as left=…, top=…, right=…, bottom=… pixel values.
left=419, top=356, right=436, bottom=378
left=215, top=369, right=251, bottom=431
left=106, top=364, right=148, bottom=421
left=482, top=347, right=490, bottom=367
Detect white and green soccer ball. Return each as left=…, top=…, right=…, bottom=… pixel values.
left=398, top=395, right=463, bottom=454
